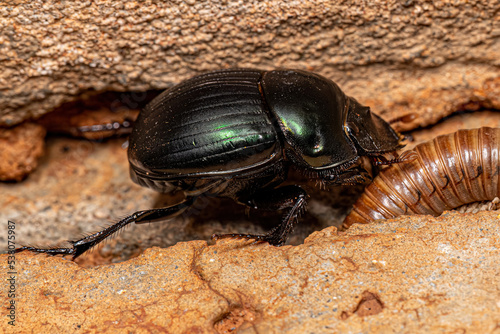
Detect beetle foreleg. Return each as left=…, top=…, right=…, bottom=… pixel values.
left=16, top=197, right=194, bottom=259
left=212, top=186, right=308, bottom=246
left=373, top=151, right=417, bottom=166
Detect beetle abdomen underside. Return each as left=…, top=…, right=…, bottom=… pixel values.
left=128, top=69, right=280, bottom=177
left=343, top=127, right=500, bottom=228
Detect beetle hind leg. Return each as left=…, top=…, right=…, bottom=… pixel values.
left=212, top=185, right=308, bottom=246
left=16, top=197, right=194, bottom=259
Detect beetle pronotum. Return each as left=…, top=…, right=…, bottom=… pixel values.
left=342, top=127, right=500, bottom=228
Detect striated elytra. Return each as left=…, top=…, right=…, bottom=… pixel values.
left=17, top=69, right=402, bottom=259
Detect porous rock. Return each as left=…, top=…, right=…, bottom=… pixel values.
left=0, top=123, right=45, bottom=181
left=2, top=211, right=499, bottom=333
left=0, top=0, right=499, bottom=132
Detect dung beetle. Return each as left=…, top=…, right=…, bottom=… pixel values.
left=17, top=69, right=403, bottom=259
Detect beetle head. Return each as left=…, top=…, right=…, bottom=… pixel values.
left=345, top=98, right=403, bottom=156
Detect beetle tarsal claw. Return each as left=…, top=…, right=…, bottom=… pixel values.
left=15, top=245, right=77, bottom=257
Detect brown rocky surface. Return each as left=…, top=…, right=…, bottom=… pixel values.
left=2, top=1, right=500, bottom=332
left=2, top=211, right=499, bottom=333
left=0, top=122, right=46, bottom=181
left=0, top=0, right=499, bottom=132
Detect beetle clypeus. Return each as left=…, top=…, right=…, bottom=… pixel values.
left=343, top=127, right=500, bottom=228
left=17, top=69, right=402, bottom=259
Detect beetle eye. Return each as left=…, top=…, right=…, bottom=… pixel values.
left=347, top=122, right=359, bottom=134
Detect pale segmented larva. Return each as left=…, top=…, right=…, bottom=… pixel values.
left=343, top=127, right=500, bottom=229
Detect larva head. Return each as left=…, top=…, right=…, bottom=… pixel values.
left=345, top=97, right=403, bottom=156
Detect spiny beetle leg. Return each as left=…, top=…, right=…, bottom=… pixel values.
left=77, top=118, right=135, bottom=135
left=15, top=197, right=194, bottom=259
left=373, top=151, right=417, bottom=166
left=212, top=185, right=307, bottom=246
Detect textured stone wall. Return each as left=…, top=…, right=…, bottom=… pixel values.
left=1, top=0, right=499, bottom=131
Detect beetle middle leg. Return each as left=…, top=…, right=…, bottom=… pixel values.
left=212, top=185, right=308, bottom=246
left=16, top=197, right=194, bottom=259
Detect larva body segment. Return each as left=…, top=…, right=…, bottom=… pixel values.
left=343, top=128, right=500, bottom=228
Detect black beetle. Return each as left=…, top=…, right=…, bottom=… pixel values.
left=17, top=69, right=402, bottom=259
